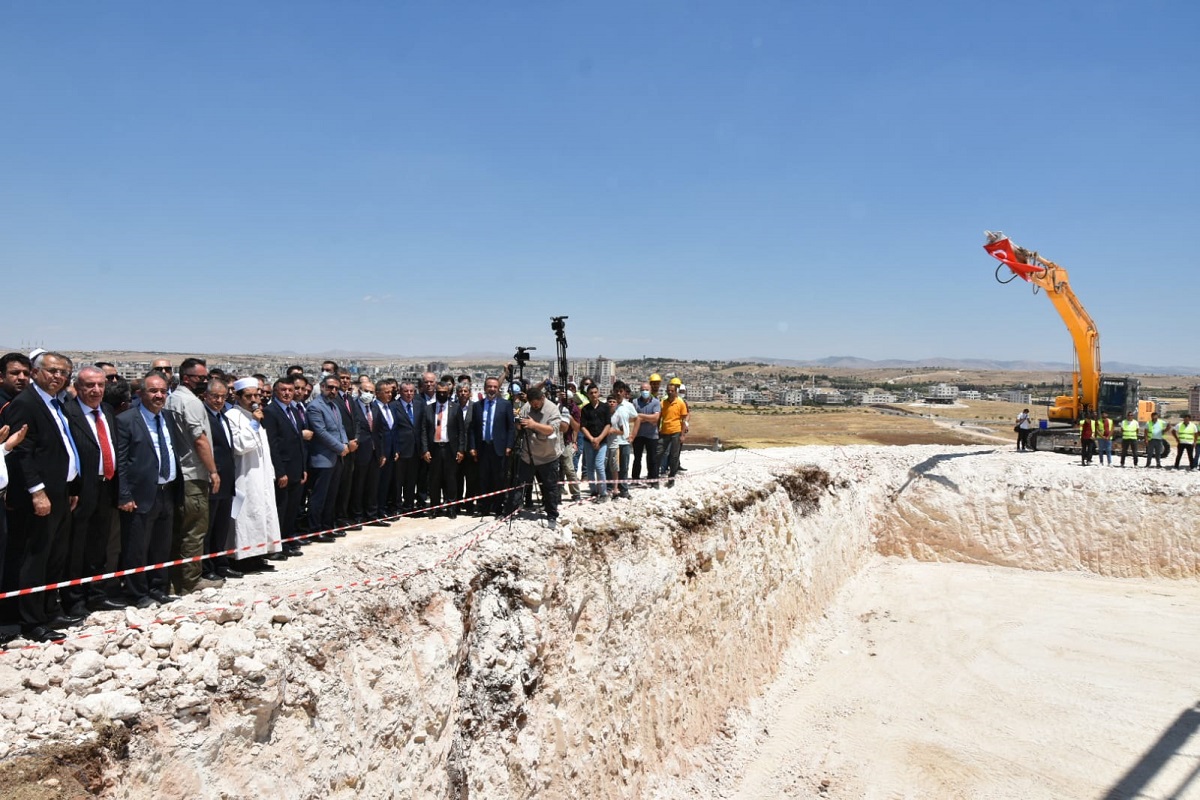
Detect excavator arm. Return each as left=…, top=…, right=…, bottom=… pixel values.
left=983, top=232, right=1099, bottom=421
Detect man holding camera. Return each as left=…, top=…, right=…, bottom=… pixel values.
left=515, top=386, right=564, bottom=529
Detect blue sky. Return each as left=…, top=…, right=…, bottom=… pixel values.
left=2, top=2, right=1197, bottom=368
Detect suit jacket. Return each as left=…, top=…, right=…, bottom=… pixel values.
left=3, top=386, right=81, bottom=509
left=350, top=397, right=375, bottom=464
left=392, top=398, right=424, bottom=460
left=62, top=398, right=118, bottom=512
left=420, top=398, right=467, bottom=455
left=335, top=393, right=356, bottom=449
left=115, top=406, right=183, bottom=511
left=469, top=396, right=516, bottom=457
left=206, top=407, right=236, bottom=499
left=371, top=400, right=399, bottom=461
left=263, top=402, right=306, bottom=482
left=306, top=394, right=348, bottom=469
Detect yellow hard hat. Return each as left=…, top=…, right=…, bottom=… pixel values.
left=669, top=377, right=682, bottom=386
left=649, top=373, right=662, bottom=382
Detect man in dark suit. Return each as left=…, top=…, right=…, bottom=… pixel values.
left=469, top=376, right=516, bottom=517
left=116, top=372, right=183, bottom=609
left=331, top=371, right=360, bottom=533
left=421, top=378, right=467, bottom=518
left=61, top=366, right=123, bottom=614
left=454, top=381, right=478, bottom=514
left=3, top=352, right=84, bottom=641
left=348, top=380, right=377, bottom=526
left=0, top=352, right=31, bottom=413
left=392, top=380, right=425, bottom=515
left=202, top=378, right=241, bottom=579
left=306, top=375, right=349, bottom=536
left=263, top=377, right=307, bottom=555
left=372, top=380, right=400, bottom=520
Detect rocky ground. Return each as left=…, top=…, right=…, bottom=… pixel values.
left=0, top=445, right=1197, bottom=798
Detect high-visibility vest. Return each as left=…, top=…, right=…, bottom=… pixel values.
left=1147, top=420, right=1165, bottom=440
left=1177, top=422, right=1197, bottom=444
left=1079, top=419, right=1093, bottom=436
left=1097, top=419, right=1113, bottom=440
left=1121, top=419, right=1139, bottom=440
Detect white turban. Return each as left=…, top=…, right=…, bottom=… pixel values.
left=232, top=377, right=259, bottom=392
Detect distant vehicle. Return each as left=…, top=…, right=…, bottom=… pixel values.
left=982, top=232, right=1159, bottom=455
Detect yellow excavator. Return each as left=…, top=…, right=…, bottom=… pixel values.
left=983, top=231, right=1156, bottom=453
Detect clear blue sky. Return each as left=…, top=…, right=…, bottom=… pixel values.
left=2, top=2, right=1197, bottom=368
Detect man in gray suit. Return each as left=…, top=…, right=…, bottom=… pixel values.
left=305, top=375, right=349, bottom=537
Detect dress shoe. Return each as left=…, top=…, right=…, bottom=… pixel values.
left=312, top=533, right=337, bottom=543
left=347, top=522, right=363, bottom=531
left=133, top=596, right=156, bottom=609
left=265, top=552, right=289, bottom=561
left=148, top=590, right=178, bottom=604
left=51, top=613, right=86, bottom=628
left=284, top=545, right=303, bottom=556
left=367, top=520, right=389, bottom=527
left=202, top=570, right=222, bottom=582
left=216, top=566, right=244, bottom=580
left=330, top=529, right=347, bottom=538
left=448, top=511, right=458, bottom=519
left=22, top=626, right=67, bottom=643
left=87, top=598, right=127, bottom=613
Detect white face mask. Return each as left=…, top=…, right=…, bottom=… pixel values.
left=360, top=391, right=375, bottom=404
left=640, top=390, right=651, bottom=399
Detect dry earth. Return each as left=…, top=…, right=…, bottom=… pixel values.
left=1, top=444, right=1198, bottom=799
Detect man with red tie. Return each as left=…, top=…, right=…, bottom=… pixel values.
left=61, top=366, right=124, bottom=614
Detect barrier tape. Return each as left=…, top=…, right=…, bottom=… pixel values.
left=0, top=483, right=530, bottom=601
left=0, top=507, right=523, bottom=654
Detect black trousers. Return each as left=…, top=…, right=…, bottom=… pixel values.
left=1080, top=438, right=1095, bottom=465
left=427, top=444, right=460, bottom=511
left=457, top=455, right=478, bottom=510
left=350, top=451, right=378, bottom=521
left=477, top=446, right=508, bottom=514
left=10, top=488, right=72, bottom=628
left=632, top=437, right=660, bottom=481
left=518, top=459, right=560, bottom=521
left=1119, top=439, right=1139, bottom=466
left=64, top=479, right=117, bottom=609
left=275, top=479, right=303, bottom=544
left=307, top=462, right=342, bottom=533
left=394, top=455, right=420, bottom=511
left=120, top=484, right=174, bottom=601
left=205, top=494, right=234, bottom=570
left=377, top=456, right=397, bottom=515
left=1175, top=443, right=1196, bottom=469
left=334, top=453, right=355, bottom=522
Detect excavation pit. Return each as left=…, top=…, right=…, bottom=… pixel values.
left=0, top=446, right=1196, bottom=799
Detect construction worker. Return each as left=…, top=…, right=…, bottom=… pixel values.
left=1119, top=411, right=1140, bottom=468
left=1079, top=412, right=1095, bottom=466
left=1172, top=413, right=1197, bottom=470
left=1095, top=411, right=1114, bottom=466
left=1144, top=412, right=1166, bottom=468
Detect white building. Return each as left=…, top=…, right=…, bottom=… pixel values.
left=1003, top=390, right=1033, bottom=405
left=960, top=390, right=982, bottom=401
left=928, top=383, right=960, bottom=401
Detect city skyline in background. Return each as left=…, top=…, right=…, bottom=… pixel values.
left=3, top=3, right=1197, bottom=367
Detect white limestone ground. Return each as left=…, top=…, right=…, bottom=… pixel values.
left=0, top=444, right=1197, bottom=798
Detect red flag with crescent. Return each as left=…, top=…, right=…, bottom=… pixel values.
left=984, top=237, right=1042, bottom=281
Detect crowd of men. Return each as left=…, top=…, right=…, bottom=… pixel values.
left=0, top=351, right=689, bottom=644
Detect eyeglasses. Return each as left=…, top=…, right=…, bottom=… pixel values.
left=41, top=368, right=71, bottom=377
left=323, top=384, right=339, bottom=390
left=105, top=375, right=119, bottom=382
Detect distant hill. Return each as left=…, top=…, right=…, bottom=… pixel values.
left=744, top=356, right=1200, bottom=376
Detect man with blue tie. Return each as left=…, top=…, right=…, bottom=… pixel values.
left=392, top=381, right=424, bottom=515
left=372, top=380, right=400, bottom=520
left=469, top=376, right=516, bottom=517
left=115, top=372, right=183, bottom=609
left=306, top=375, right=350, bottom=536
left=2, top=352, right=84, bottom=641
left=263, top=377, right=308, bottom=556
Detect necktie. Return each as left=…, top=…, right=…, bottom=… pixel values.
left=94, top=409, right=115, bottom=480
left=406, top=403, right=413, bottom=425
left=435, top=404, right=444, bottom=442
left=484, top=400, right=494, bottom=441
left=365, top=403, right=373, bottom=429
left=294, top=404, right=306, bottom=427
left=154, top=414, right=171, bottom=481
left=287, top=405, right=300, bottom=431
left=50, top=398, right=81, bottom=481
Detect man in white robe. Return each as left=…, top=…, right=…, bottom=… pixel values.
left=226, top=378, right=282, bottom=568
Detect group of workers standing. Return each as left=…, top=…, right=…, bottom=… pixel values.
left=1016, top=408, right=1200, bottom=469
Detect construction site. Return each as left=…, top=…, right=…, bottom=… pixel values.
left=0, top=442, right=1196, bottom=799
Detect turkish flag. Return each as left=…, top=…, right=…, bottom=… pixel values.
left=984, top=237, right=1041, bottom=281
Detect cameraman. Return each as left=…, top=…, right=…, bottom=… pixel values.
left=515, top=386, right=564, bottom=529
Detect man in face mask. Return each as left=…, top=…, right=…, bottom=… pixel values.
left=632, top=380, right=662, bottom=485
left=165, top=357, right=220, bottom=593
left=421, top=379, right=466, bottom=518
